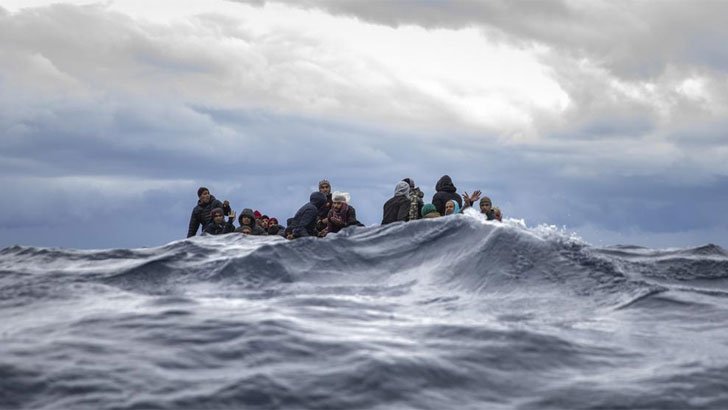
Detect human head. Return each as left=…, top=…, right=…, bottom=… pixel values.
left=269, top=217, right=279, bottom=227
left=310, top=192, right=328, bottom=209
left=402, top=178, right=415, bottom=190
left=444, top=200, right=460, bottom=215
left=210, top=207, right=224, bottom=222
left=260, top=215, right=270, bottom=229
left=493, top=207, right=502, bottom=221
left=198, top=187, right=211, bottom=203
left=421, top=203, right=439, bottom=218
left=239, top=208, right=256, bottom=227
left=319, top=179, right=331, bottom=194
left=479, top=196, right=492, bottom=214
left=241, top=226, right=253, bottom=235
left=394, top=181, right=410, bottom=198
left=332, top=191, right=349, bottom=210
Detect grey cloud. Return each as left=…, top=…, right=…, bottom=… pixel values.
left=1, top=2, right=727, bottom=250
left=241, top=0, right=728, bottom=77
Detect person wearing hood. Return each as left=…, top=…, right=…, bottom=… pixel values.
left=235, top=208, right=267, bottom=235
left=403, top=178, right=424, bottom=221
left=323, top=192, right=361, bottom=235
left=444, top=199, right=461, bottom=216
left=203, top=207, right=235, bottom=235
left=290, top=192, right=329, bottom=238
left=382, top=181, right=412, bottom=225
left=187, top=187, right=226, bottom=237
left=432, top=175, right=463, bottom=216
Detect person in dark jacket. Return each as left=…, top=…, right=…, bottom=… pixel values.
left=316, top=179, right=334, bottom=231
left=235, top=208, right=267, bottom=235
left=432, top=175, right=462, bottom=216
left=479, top=196, right=496, bottom=220
left=323, top=192, right=361, bottom=235
left=290, top=192, right=328, bottom=238
left=403, top=178, right=424, bottom=221
left=267, top=217, right=286, bottom=236
left=203, top=208, right=235, bottom=235
left=382, top=181, right=411, bottom=225
left=187, top=187, right=225, bottom=237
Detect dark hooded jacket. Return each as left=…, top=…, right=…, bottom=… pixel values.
left=291, top=192, right=328, bottom=238
left=382, top=181, right=412, bottom=225
left=432, top=175, right=462, bottom=216
left=326, top=203, right=361, bottom=234
left=187, top=195, right=224, bottom=237
left=203, top=215, right=235, bottom=235
left=235, top=208, right=267, bottom=235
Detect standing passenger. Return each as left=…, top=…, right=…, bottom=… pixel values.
left=187, top=187, right=225, bottom=237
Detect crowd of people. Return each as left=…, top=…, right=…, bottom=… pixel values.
left=187, top=175, right=503, bottom=239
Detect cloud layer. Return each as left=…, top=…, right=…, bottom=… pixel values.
left=0, top=1, right=726, bottom=249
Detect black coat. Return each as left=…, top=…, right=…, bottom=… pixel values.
left=187, top=196, right=224, bottom=237
left=203, top=220, right=235, bottom=235
left=382, top=195, right=411, bottom=224
left=291, top=192, right=328, bottom=238
left=432, top=175, right=462, bottom=216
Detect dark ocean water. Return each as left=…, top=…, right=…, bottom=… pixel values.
left=2, top=211, right=728, bottom=410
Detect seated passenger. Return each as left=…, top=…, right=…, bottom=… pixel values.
left=290, top=192, right=328, bottom=238
left=324, top=192, right=360, bottom=235
left=421, top=203, right=441, bottom=219
left=382, top=181, right=411, bottom=224
left=203, top=208, right=235, bottom=235
left=493, top=207, right=503, bottom=222
left=444, top=199, right=461, bottom=215
left=235, top=208, right=266, bottom=235
left=432, top=175, right=463, bottom=216
left=479, top=197, right=496, bottom=220
left=267, top=217, right=285, bottom=236
left=317, top=179, right=334, bottom=231
left=187, top=187, right=225, bottom=237
left=259, top=215, right=270, bottom=232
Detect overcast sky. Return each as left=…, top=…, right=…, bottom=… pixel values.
left=1, top=0, right=727, bottom=249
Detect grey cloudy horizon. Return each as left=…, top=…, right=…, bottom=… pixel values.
left=0, top=0, right=726, bottom=249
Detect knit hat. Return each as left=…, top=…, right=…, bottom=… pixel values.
left=319, top=179, right=331, bottom=188
left=479, top=196, right=492, bottom=206
left=253, top=210, right=262, bottom=219
left=421, top=203, right=438, bottom=217
left=269, top=217, right=279, bottom=225
left=332, top=191, right=351, bottom=203
left=197, top=187, right=209, bottom=197
left=261, top=215, right=269, bottom=220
